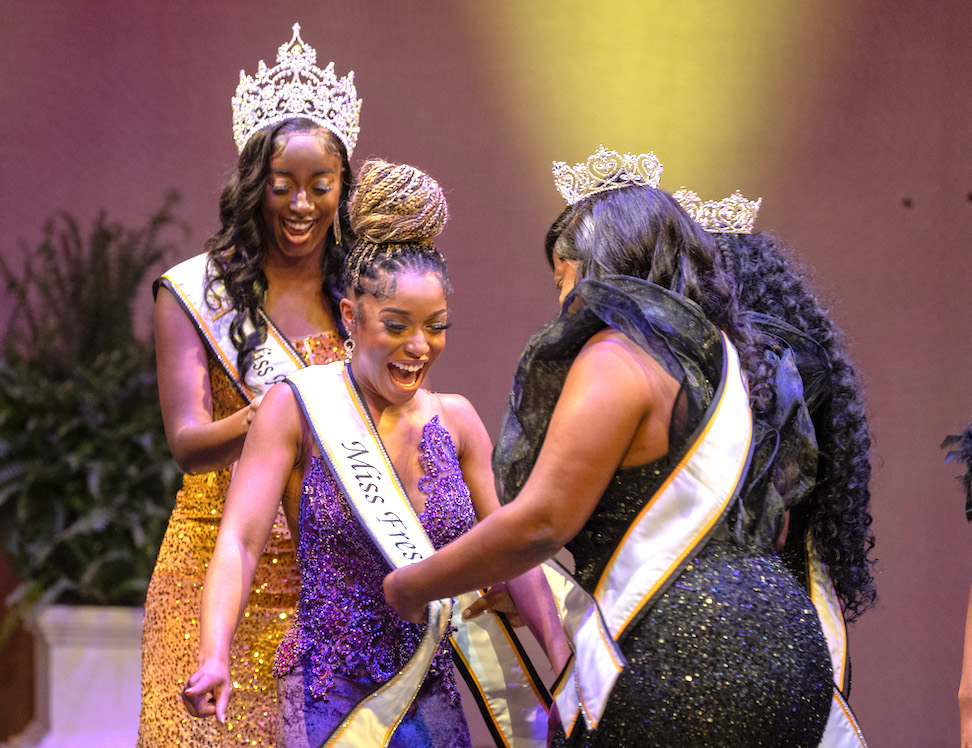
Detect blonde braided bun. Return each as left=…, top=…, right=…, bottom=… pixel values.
left=349, top=159, right=448, bottom=245
left=343, top=159, right=452, bottom=299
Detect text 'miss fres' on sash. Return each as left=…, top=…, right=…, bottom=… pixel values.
left=287, top=361, right=550, bottom=747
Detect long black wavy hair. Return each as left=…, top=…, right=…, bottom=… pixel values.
left=715, top=231, right=877, bottom=620
left=204, top=117, right=355, bottom=377
left=548, top=187, right=777, bottom=419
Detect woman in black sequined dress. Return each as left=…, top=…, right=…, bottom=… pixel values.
left=386, top=184, right=849, bottom=746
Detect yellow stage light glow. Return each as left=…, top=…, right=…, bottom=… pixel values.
left=465, top=1, right=837, bottom=201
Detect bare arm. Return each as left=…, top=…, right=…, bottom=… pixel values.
left=441, top=394, right=571, bottom=672
left=960, top=585, right=972, bottom=747
left=385, top=333, right=661, bottom=624
left=181, top=382, right=303, bottom=721
left=154, top=286, right=257, bottom=474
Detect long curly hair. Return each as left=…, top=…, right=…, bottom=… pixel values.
left=549, top=187, right=777, bottom=419
left=715, top=231, right=876, bottom=620
left=204, top=117, right=355, bottom=377
left=343, top=158, right=451, bottom=300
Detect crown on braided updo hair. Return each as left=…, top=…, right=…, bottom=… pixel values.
left=344, top=159, right=451, bottom=298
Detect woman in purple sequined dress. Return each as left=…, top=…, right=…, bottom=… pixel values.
left=182, top=159, right=565, bottom=748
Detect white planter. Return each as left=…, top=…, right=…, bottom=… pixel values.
left=3, top=605, right=143, bottom=748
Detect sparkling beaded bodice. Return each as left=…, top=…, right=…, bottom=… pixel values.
left=273, top=415, right=475, bottom=701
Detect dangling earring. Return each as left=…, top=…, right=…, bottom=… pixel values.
left=333, top=216, right=342, bottom=245
left=343, top=336, right=355, bottom=363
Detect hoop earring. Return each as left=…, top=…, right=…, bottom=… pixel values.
left=333, top=217, right=342, bottom=245
left=343, top=337, right=355, bottom=363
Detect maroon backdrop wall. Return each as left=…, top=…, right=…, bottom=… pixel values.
left=2, top=3, right=971, bottom=745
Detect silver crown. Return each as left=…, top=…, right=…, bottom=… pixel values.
left=672, top=188, right=761, bottom=234
left=552, top=146, right=663, bottom=205
left=232, top=23, right=362, bottom=155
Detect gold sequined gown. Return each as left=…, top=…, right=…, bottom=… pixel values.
left=137, top=333, right=343, bottom=748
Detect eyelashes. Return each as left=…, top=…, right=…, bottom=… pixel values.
left=269, top=181, right=334, bottom=196
left=381, top=321, right=451, bottom=334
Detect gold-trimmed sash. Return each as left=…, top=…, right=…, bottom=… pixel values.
left=806, top=533, right=868, bottom=744
left=550, top=333, right=753, bottom=735
left=159, top=253, right=307, bottom=400
left=450, top=592, right=551, bottom=747
left=820, top=688, right=868, bottom=747
left=808, top=533, right=850, bottom=695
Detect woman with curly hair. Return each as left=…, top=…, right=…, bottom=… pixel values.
left=546, top=202, right=878, bottom=632
left=712, top=230, right=876, bottom=627
left=139, top=25, right=360, bottom=746
left=385, top=150, right=843, bottom=746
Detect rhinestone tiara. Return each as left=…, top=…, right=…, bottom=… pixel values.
left=552, top=146, right=663, bottom=205
left=672, top=188, right=761, bottom=234
left=232, top=23, right=362, bottom=156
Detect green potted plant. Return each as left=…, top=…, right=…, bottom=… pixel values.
left=0, top=193, right=186, bottom=744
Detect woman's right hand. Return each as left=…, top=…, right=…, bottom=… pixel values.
left=245, top=394, right=265, bottom=426
left=181, top=659, right=231, bottom=722
left=154, top=286, right=252, bottom=473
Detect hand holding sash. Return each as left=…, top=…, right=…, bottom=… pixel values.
left=461, top=583, right=526, bottom=627
left=386, top=572, right=526, bottom=628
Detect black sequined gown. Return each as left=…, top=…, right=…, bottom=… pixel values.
left=494, top=276, right=833, bottom=747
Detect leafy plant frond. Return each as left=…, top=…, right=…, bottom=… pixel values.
left=0, top=194, right=186, bottom=627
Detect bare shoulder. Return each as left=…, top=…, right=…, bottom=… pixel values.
left=580, top=326, right=649, bottom=359
left=426, top=391, right=489, bottom=456
left=248, top=379, right=312, bottom=466
left=262, top=378, right=299, bottom=409
left=564, top=327, right=676, bottom=418
left=251, top=380, right=303, bottom=438
left=154, top=284, right=199, bottom=346
left=574, top=327, right=670, bottom=385
left=433, top=392, right=480, bottom=422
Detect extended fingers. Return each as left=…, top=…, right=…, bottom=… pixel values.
left=463, top=586, right=525, bottom=627
left=461, top=594, right=491, bottom=620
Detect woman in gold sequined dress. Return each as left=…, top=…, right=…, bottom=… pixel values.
left=137, top=30, right=362, bottom=740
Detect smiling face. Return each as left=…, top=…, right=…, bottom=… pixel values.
left=261, top=132, right=343, bottom=261
left=341, top=270, right=449, bottom=411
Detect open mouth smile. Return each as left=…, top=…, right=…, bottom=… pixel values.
left=388, top=361, right=425, bottom=387
left=283, top=217, right=316, bottom=238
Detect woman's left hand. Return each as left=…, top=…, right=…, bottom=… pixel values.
left=461, top=583, right=525, bottom=627
left=384, top=567, right=427, bottom=624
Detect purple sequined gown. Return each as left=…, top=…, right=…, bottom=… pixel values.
left=274, top=416, right=475, bottom=748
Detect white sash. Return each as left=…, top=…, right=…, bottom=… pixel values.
left=449, top=594, right=552, bottom=747
left=550, top=333, right=753, bottom=735
left=286, top=362, right=549, bottom=747
left=820, top=689, right=868, bottom=747
left=807, top=533, right=850, bottom=695
left=805, top=534, right=869, bottom=745
left=159, top=253, right=308, bottom=401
